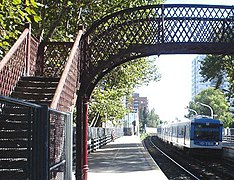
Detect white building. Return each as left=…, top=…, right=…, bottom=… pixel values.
left=123, top=108, right=139, bottom=135
left=191, top=55, right=229, bottom=100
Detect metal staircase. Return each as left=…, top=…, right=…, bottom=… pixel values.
left=11, top=76, right=60, bottom=105
left=0, top=24, right=83, bottom=179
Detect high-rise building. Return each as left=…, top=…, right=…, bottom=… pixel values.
left=191, top=55, right=229, bottom=100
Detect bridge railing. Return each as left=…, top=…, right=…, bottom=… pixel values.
left=0, top=95, right=42, bottom=179
left=82, top=4, right=234, bottom=66
left=50, top=28, right=83, bottom=112
left=49, top=108, right=72, bottom=180
left=73, top=127, right=124, bottom=163
left=223, top=135, right=234, bottom=144
left=223, top=128, right=234, bottom=144
left=0, top=24, right=39, bottom=96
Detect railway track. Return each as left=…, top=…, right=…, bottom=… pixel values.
left=144, top=136, right=200, bottom=179
left=144, top=136, right=234, bottom=180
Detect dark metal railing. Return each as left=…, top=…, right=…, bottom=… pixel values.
left=0, top=95, right=73, bottom=180
left=0, top=95, right=44, bottom=179
left=73, top=127, right=124, bottom=164
left=80, top=4, right=234, bottom=82
left=49, top=108, right=72, bottom=180
left=36, top=42, right=73, bottom=77
left=223, top=135, right=234, bottom=143
left=50, top=28, right=83, bottom=112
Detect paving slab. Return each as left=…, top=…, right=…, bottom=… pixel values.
left=87, top=135, right=168, bottom=180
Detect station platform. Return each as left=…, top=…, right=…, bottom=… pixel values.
left=86, top=135, right=167, bottom=180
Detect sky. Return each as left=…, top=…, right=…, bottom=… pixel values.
left=135, top=0, right=233, bottom=122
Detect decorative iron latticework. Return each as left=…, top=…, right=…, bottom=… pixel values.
left=80, top=4, right=234, bottom=95
left=50, top=29, right=83, bottom=112
left=0, top=27, right=39, bottom=96
left=37, top=42, right=73, bottom=77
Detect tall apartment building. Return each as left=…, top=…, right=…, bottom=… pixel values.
left=191, top=55, right=229, bottom=100
left=130, top=93, right=148, bottom=111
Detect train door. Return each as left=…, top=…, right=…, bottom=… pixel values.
left=177, top=126, right=178, bottom=143
left=184, top=125, right=186, bottom=145
left=172, top=126, right=176, bottom=143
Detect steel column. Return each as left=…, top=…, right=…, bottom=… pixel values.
left=83, top=97, right=89, bottom=180
left=76, top=95, right=84, bottom=180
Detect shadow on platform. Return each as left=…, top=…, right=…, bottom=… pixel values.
left=87, top=136, right=168, bottom=180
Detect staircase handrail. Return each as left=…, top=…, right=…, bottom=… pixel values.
left=0, top=26, right=30, bottom=96
left=0, top=24, right=39, bottom=96
left=0, top=29, right=29, bottom=71
left=50, top=27, right=83, bottom=112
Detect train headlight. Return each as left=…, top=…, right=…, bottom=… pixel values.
left=215, top=142, right=219, bottom=145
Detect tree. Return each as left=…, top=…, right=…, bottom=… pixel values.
left=31, top=0, right=163, bottom=41
left=139, top=106, right=161, bottom=130
left=0, top=0, right=41, bottom=58
left=1, top=0, right=163, bottom=54
left=147, top=108, right=161, bottom=127
left=186, top=88, right=233, bottom=127
left=200, top=55, right=234, bottom=100
left=1, top=0, right=163, bottom=127
left=89, top=57, right=161, bottom=126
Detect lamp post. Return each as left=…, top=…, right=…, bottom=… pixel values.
left=196, top=102, right=214, bottom=118
left=185, top=106, right=198, bottom=117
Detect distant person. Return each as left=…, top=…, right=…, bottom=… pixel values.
left=111, top=130, right=115, bottom=142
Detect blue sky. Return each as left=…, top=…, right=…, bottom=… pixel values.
left=135, top=0, right=233, bottom=122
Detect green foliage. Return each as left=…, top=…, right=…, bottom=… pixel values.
left=200, top=55, right=234, bottom=100
left=187, top=88, right=233, bottom=127
left=147, top=108, right=161, bottom=127
left=140, top=133, right=149, bottom=140
left=1, top=0, right=163, bottom=126
left=0, top=0, right=41, bottom=58
left=89, top=58, right=161, bottom=126
left=29, top=0, right=163, bottom=41
left=139, top=107, right=161, bottom=130
left=138, top=106, right=148, bottom=131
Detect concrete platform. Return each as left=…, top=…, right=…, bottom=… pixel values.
left=87, top=135, right=168, bottom=180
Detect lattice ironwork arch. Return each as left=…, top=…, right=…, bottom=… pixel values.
left=79, top=4, right=234, bottom=96
left=75, top=4, right=234, bottom=179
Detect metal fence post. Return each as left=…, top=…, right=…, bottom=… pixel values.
left=65, top=112, right=73, bottom=180
left=37, top=105, right=49, bottom=180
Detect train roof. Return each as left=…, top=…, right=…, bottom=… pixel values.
left=191, top=117, right=223, bottom=124
left=157, top=116, right=223, bottom=127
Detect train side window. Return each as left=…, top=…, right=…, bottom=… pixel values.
left=185, top=125, right=190, bottom=138
left=178, top=126, right=184, bottom=137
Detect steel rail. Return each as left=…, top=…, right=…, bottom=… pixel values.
left=149, top=136, right=200, bottom=180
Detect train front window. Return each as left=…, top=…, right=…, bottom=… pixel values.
left=194, top=123, right=220, bottom=141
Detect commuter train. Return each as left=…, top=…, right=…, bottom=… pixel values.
left=156, top=116, right=223, bottom=153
